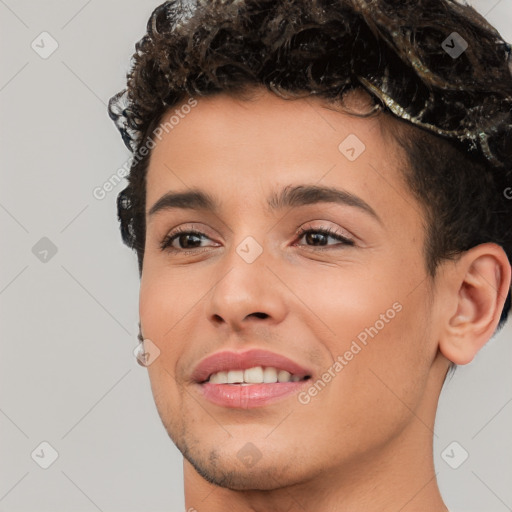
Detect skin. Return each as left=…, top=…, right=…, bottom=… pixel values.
left=138, top=87, right=511, bottom=512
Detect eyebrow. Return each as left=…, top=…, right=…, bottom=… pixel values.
left=148, top=184, right=382, bottom=224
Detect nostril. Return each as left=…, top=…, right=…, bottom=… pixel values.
left=251, top=312, right=268, bottom=319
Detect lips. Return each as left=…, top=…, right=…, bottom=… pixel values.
left=191, top=348, right=312, bottom=384
left=190, top=348, right=313, bottom=409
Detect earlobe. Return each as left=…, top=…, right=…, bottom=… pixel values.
left=438, top=243, right=511, bottom=366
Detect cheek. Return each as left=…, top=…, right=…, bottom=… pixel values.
left=289, top=260, right=433, bottom=405
left=291, top=293, right=432, bottom=456
left=139, top=271, right=186, bottom=384
left=139, top=266, right=189, bottom=336
left=139, top=275, right=166, bottom=339
left=282, top=258, right=411, bottom=341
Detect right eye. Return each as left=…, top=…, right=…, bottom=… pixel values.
left=159, top=227, right=219, bottom=254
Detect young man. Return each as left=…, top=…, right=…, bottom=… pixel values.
left=108, top=0, right=512, bottom=510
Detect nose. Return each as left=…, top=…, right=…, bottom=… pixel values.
left=205, top=245, right=288, bottom=333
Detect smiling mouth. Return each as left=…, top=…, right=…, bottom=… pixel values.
left=202, top=366, right=312, bottom=385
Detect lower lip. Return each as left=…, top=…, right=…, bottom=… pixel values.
left=197, top=381, right=310, bottom=409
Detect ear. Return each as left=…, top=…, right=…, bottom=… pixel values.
left=438, top=243, right=511, bottom=365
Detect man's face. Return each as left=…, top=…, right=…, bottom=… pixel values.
left=139, top=88, right=447, bottom=489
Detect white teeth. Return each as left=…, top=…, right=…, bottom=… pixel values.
left=207, top=366, right=305, bottom=384
left=227, top=370, right=244, bottom=384
left=244, top=366, right=264, bottom=383
left=263, top=367, right=278, bottom=383
left=209, top=371, right=227, bottom=384
left=277, top=370, right=291, bottom=382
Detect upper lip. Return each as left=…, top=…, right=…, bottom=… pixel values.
left=191, top=349, right=312, bottom=383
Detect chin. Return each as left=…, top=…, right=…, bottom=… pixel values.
left=185, top=449, right=303, bottom=491
left=175, top=431, right=308, bottom=490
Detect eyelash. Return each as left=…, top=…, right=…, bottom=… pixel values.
left=159, top=225, right=355, bottom=254
left=295, top=226, right=355, bottom=249
left=159, top=227, right=213, bottom=254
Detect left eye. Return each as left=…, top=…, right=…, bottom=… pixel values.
left=295, top=227, right=355, bottom=248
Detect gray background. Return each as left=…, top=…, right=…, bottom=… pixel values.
left=0, top=1, right=511, bottom=511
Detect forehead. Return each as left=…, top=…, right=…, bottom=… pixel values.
left=150, top=88, right=390, bottom=160
left=145, top=88, right=419, bottom=230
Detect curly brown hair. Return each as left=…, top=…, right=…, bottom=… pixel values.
left=108, top=0, right=512, bottom=331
